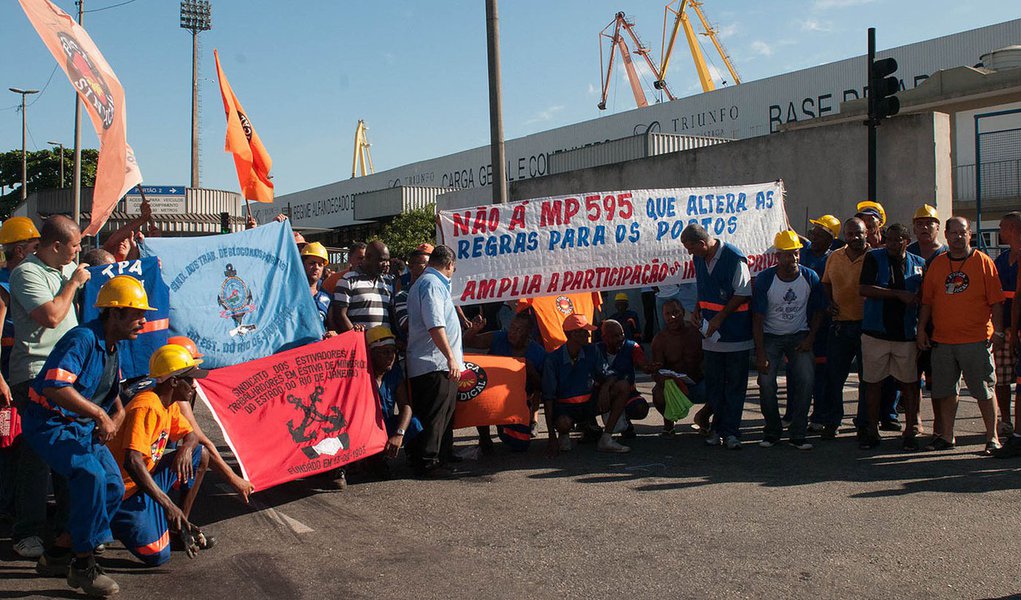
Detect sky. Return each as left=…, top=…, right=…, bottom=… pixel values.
left=1, top=0, right=1018, bottom=197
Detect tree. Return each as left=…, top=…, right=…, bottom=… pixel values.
left=375, top=203, right=437, bottom=260
left=0, top=148, right=99, bottom=219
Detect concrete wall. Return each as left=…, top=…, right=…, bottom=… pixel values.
left=509, top=112, right=953, bottom=235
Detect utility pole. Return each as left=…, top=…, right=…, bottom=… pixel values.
left=48, top=141, right=65, bottom=188
left=485, top=0, right=508, bottom=204
left=72, top=0, right=83, bottom=227
left=180, top=1, right=212, bottom=189
left=9, top=87, right=40, bottom=202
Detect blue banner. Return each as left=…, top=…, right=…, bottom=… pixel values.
left=82, top=257, right=170, bottom=380
left=139, top=221, right=325, bottom=369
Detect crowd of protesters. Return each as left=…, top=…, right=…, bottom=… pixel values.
left=0, top=198, right=1019, bottom=597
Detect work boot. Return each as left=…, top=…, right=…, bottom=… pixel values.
left=67, top=555, right=119, bottom=598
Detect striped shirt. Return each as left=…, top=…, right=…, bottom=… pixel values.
left=332, top=269, right=393, bottom=329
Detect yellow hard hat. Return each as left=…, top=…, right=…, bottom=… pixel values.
left=94, top=275, right=157, bottom=311
left=856, top=201, right=887, bottom=227
left=613, top=292, right=629, bottom=302
left=149, top=343, right=207, bottom=381
left=808, top=215, right=841, bottom=238
left=300, top=241, right=329, bottom=263
left=365, top=325, right=396, bottom=348
left=913, top=204, right=939, bottom=221
left=774, top=230, right=804, bottom=251
left=0, top=217, right=41, bottom=245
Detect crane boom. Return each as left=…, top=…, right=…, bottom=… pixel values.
left=656, top=0, right=741, bottom=93
left=597, top=12, right=673, bottom=111
left=351, top=120, right=374, bottom=178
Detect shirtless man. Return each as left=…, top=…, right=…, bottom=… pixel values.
left=651, top=299, right=705, bottom=436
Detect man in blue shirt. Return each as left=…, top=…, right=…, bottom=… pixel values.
left=301, top=242, right=332, bottom=328
left=542, top=314, right=631, bottom=455
left=682, top=223, right=754, bottom=450
left=406, top=246, right=464, bottom=478
left=20, top=276, right=155, bottom=597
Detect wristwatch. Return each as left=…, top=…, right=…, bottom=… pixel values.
left=395, top=428, right=406, bottom=436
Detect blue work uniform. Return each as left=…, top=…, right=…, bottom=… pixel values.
left=312, top=284, right=332, bottom=328
left=19, top=320, right=124, bottom=554
left=597, top=339, right=651, bottom=420
left=377, top=364, right=422, bottom=439
left=542, top=343, right=607, bottom=423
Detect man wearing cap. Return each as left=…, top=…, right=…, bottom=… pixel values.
left=8, top=216, right=91, bottom=560
left=329, top=240, right=392, bottom=333
left=752, top=231, right=825, bottom=450
left=918, top=217, right=1005, bottom=453
left=908, top=204, right=947, bottom=264
left=366, top=326, right=421, bottom=463
left=108, top=343, right=215, bottom=567
left=993, top=212, right=1020, bottom=450
left=406, top=245, right=464, bottom=477
left=19, top=276, right=154, bottom=596
left=856, top=201, right=886, bottom=249
left=608, top=293, right=642, bottom=342
left=819, top=217, right=869, bottom=439
left=681, top=223, right=753, bottom=450
left=858, top=224, right=926, bottom=450
left=301, top=242, right=332, bottom=328
left=798, top=215, right=839, bottom=431
left=542, top=314, right=630, bottom=454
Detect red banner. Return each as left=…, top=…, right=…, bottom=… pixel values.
left=196, top=332, right=386, bottom=491
left=453, top=354, right=529, bottom=429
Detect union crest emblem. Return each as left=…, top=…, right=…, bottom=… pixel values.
left=57, top=32, right=115, bottom=130
left=217, top=263, right=257, bottom=336
left=555, top=295, right=575, bottom=315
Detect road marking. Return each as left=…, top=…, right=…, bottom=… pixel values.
left=216, top=484, right=314, bottom=534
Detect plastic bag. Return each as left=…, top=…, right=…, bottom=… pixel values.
left=663, top=379, right=693, bottom=422
left=0, top=405, right=21, bottom=449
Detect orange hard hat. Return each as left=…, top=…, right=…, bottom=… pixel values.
left=167, top=335, right=204, bottom=358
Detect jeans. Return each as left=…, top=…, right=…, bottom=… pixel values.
left=705, top=349, right=751, bottom=439
left=758, top=333, right=815, bottom=440
left=820, top=321, right=862, bottom=427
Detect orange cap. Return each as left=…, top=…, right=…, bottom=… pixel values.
left=562, top=314, right=597, bottom=332
left=415, top=243, right=434, bottom=255
left=167, top=335, right=204, bottom=359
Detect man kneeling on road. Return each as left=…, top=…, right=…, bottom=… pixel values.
left=108, top=343, right=214, bottom=567
left=597, top=319, right=654, bottom=440
left=543, top=314, right=631, bottom=455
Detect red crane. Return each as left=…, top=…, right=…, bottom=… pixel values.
left=598, top=12, right=675, bottom=111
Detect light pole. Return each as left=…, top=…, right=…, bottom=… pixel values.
left=180, top=0, right=211, bottom=189
left=48, top=141, right=65, bottom=188
left=9, top=87, right=40, bottom=202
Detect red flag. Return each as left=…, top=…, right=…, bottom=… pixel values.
left=196, top=332, right=386, bottom=492
left=453, top=354, right=530, bottom=429
left=18, top=0, right=142, bottom=236
left=214, top=50, right=274, bottom=203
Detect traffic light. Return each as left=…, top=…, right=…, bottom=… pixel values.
left=220, top=212, right=230, bottom=233
left=869, top=56, right=900, bottom=122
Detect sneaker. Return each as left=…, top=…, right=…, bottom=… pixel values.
left=820, top=425, right=838, bottom=440
left=558, top=433, right=573, bottom=452
left=597, top=433, right=631, bottom=454
left=67, top=556, right=119, bottom=598
left=902, top=436, right=920, bottom=452
left=982, top=440, right=1002, bottom=456
left=705, top=435, right=723, bottom=447
left=36, top=549, right=72, bottom=577
left=725, top=435, right=742, bottom=450
left=13, top=535, right=45, bottom=559
left=880, top=420, right=903, bottom=432
left=790, top=439, right=813, bottom=450
left=993, top=435, right=1021, bottom=458
left=758, top=437, right=780, bottom=448
left=807, top=422, right=826, bottom=433
left=997, top=421, right=1014, bottom=438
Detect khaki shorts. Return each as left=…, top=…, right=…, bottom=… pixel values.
left=860, top=334, right=918, bottom=383
left=930, top=341, right=995, bottom=401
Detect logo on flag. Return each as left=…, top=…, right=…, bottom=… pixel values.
left=217, top=263, right=256, bottom=336
left=457, top=362, right=489, bottom=402
left=58, top=32, right=114, bottom=129
left=286, top=385, right=350, bottom=459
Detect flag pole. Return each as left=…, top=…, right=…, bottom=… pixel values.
left=245, top=197, right=253, bottom=221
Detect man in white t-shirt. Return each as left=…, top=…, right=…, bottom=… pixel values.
left=751, top=231, right=826, bottom=450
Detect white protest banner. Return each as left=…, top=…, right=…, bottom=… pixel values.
left=437, top=181, right=789, bottom=305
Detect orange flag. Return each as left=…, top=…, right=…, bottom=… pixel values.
left=19, top=0, right=142, bottom=236
left=453, top=355, right=530, bottom=429
left=214, top=50, right=274, bottom=203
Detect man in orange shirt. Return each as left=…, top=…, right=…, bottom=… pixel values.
left=918, top=217, right=1005, bottom=453
left=108, top=344, right=214, bottom=566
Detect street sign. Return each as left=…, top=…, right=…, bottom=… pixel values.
left=124, top=185, right=186, bottom=214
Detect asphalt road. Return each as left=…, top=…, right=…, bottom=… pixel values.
left=3, top=375, right=1020, bottom=600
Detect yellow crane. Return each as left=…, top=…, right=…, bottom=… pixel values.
left=351, top=119, right=374, bottom=178
left=597, top=12, right=675, bottom=111
left=655, top=0, right=741, bottom=93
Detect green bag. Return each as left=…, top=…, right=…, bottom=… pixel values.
left=663, top=379, right=694, bottom=422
